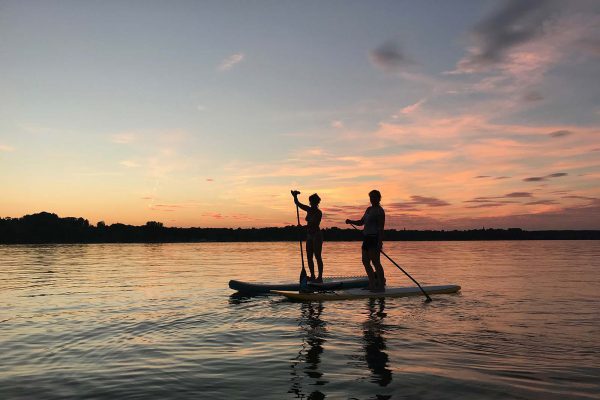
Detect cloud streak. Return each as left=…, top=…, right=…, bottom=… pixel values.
left=218, top=52, right=245, bottom=71
left=120, top=160, right=140, bottom=168
left=110, top=132, right=136, bottom=144
left=399, top=99, right=426, bottom=115
left=523, top=172, right=568, bottom=182
left=548, top=130, right=574, bottom=138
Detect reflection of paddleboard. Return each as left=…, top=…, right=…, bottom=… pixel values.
left=228, top=276, right=369, bottom=294
left=272, top=284, right=461, bottom=301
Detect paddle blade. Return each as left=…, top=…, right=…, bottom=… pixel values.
left=299, top=267, right=308, bottom=291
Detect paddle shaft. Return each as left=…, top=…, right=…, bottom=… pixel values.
left=296, top=203, right=307, bottom=276
left=349, top=223, right=432, bottom=302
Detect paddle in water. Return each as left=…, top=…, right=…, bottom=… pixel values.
left=349, top=223, right=432, bottom=302
left=292, top=190, right=309, bottom=291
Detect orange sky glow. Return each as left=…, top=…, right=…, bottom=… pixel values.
left=1, top=1, right=598, bottom=230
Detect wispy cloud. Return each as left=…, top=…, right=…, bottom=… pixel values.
left=465, top=192, right=533, bottom=203
left=0, top=144, right=15, bottom=152
left=548, top=130, right=574, bottom=138
left=409, top=195, right=451, bottom=207
left=399, top=99, right=426, bottom=115
left=505, top=192, right=533, bottom=198
left=454, top=0, right=557, bottom=73
left=110, top=132, right=136, bottom=144
left=448, top=0, right=600, bottom=97
left=202, top=212, right=224, bottom=219
left=474, top=175, right=511, bottom=180
left=523, top=91, right=543, bottom=102
left=525, top=199, right=558, bottom=205
left=120, top=160, right=140, bottom=168
left=218, top=52, right=245, bottom=71
left=387, top=195, right=451, bottom=211
left=150, top=204, right=180, bottom=212
left=465, top=202, right=513, bottom=209
left=369, top=41, right=414, bottom=71
left=523, top=172, right=568, bottom=182
left=150, top=202, right=202, bottom=212
left=331, top=120, right=344, bottom=129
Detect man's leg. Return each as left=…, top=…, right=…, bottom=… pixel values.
left=306, top=238, right=316, bottom=280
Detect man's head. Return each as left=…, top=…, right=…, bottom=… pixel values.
left=369, top=190, right=381, bottom=205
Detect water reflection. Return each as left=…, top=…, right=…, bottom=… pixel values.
left=2, top=241, right=598, bottom=399
left=289, top=302, right=327, bottom=399
left=362, top=298, right=392, bottom=391
left=227, top=292, right=267, bottom=305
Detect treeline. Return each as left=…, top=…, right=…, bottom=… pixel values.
left=0, top=212, right=598, bottom=244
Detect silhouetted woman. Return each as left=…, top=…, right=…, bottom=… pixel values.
left=292, top=191, right=324, bottom=282
left=346, top=190, right=386, bottom=291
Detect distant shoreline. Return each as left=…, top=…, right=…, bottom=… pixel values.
left=1, top=212, right=598, bottom=244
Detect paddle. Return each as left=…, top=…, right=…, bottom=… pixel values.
left=292, top=190, right=308, bottom=291
left=349, top=223, right=432, bottom=302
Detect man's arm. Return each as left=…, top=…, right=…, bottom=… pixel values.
left=346, top=209, right=367, bottom=226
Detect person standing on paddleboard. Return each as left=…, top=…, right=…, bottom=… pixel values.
left=346, top=190, right=386, bottom=292
left=291, top=190, right=324, bottom=283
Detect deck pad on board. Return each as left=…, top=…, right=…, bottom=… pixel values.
left=271, top=284, right=461, bottom=301
left=229, top=276, right=369, bottom=294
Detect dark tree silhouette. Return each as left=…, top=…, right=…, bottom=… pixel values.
left=0, top=212, right=598, bottom=244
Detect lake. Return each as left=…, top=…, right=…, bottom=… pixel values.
left=1, top=241, right=599, bottom=399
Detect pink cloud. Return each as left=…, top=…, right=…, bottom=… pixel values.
left=399, top=99, right=426, bottom=115
left=202, top=212, right=224, bottom=219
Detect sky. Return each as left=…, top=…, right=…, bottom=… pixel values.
left=1, top=0, right=599, bottom=229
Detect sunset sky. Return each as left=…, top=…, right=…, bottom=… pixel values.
left=1, top=0, right=599, bottom=229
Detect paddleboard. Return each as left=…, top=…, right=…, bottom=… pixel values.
left=271, top=284, right=461, bottom=301
left=229, top=276, right=369, bottom=294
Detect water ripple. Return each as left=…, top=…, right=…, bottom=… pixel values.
left=1, top=241, right=599, bottom=399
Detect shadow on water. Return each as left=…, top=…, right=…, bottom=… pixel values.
left=361, top=298, right=392, bottom=399
left=289, top=301, right=327, bottom=400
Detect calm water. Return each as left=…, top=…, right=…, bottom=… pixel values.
left=1, top=241, right=599, bottom=399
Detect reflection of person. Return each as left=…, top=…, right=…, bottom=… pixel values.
left=363, top=298, right=392, bottom=388
left=303, top=302, right=325, bottom=380
left=346, top=190, right=386, bottom=291
left=292, top=190, right=324, bottom=283
left=289, top=302, right=327, bottom=399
